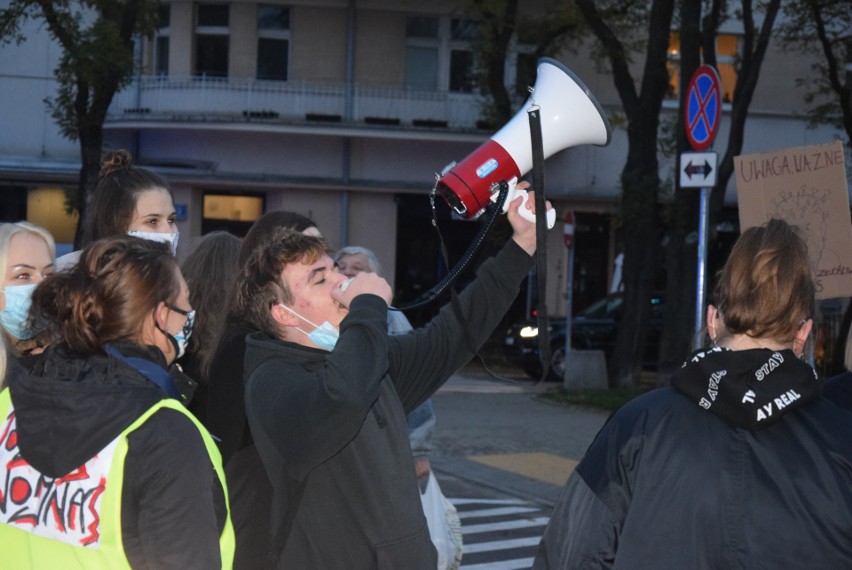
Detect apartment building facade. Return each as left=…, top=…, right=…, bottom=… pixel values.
left=0, top=0, right=845, bottom=321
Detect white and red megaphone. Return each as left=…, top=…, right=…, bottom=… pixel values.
left=435, top=58, right=611, bottom=227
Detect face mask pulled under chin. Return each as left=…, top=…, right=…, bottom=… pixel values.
left=128, top=230, right=180, bottom=256
left=279, top=304, right=339, bottom=351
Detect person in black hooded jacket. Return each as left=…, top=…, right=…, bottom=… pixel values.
left=0, top=237, right=233, bottom=568
left=534, top=218, right=852, bottom=569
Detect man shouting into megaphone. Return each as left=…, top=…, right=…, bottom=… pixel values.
left=234, top=183, right=550, bottom=569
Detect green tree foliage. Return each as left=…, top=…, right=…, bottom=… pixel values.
left=465, top=0, right=585, bottom=128
left=777, top=0, right=852, bottom=144
left=708, top=0, right=782, bottom=217
left=0, top=0, right=160, bottom=247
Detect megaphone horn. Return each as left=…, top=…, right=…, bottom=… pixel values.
left=435, top=57, right=612, bottom=219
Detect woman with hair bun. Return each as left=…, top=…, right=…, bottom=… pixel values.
left=0, top=221, right=55, bottom=387
left=535, top=218, right=852, bottom=569
left=57, top=149, right=180, bottom=270
left=0, top=237, right=234, bottom=569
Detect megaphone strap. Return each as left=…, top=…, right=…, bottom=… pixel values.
left=393, top=182, right=512, bottom=312
left=528, top=107, right=552, bottom=384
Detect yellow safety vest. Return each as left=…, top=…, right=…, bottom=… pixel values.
left=0, top=388, right=235, bottom=568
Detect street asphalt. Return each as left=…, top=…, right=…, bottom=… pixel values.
left=429, top=366, right=611, bottom=508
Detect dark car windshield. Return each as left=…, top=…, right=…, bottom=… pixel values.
left=576, top=293, right=663, bottom=321
left=578, top=295, right=623, bottom=319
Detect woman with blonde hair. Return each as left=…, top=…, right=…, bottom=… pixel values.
left=0, top=221, right=55, bottom=386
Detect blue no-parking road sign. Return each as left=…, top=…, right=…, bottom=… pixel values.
left=684, top=65, right=721, bottom=151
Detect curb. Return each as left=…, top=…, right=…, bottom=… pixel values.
left=431, top=455, right=564, bottom=509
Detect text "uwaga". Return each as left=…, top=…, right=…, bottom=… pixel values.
left=738, top=148, right=843, bottom=183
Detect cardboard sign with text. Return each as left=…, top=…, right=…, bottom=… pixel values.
left=735, top=140, right=852, bottom=299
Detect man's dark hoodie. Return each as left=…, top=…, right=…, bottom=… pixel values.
left=244, top=240, right=534, bottom=569
left=5, top=342, right=227, bottom=569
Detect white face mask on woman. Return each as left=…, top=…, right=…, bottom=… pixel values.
left=128, top=230, right=180, bottom=256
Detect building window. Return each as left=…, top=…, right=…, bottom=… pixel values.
left=195, top=3, right=230, bottom=78
left=667, top=32, right=738, bottom=103
left=715, top=34, right=738, bottom=103
left=404, top=15, right=480, bottom=93
left=257, top=5, right=290, bottom=80
left=405, top=16, right=440, bottom=91
left=449, top=19, right=478, bottom=93
left=154, top=4, right=170, bottom=75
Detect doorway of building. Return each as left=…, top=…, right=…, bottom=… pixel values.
left=201, top=191, right=265, bottom=236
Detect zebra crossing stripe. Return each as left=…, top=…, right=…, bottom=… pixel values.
left=463, top=516, right=549, bottom=535
left=464, top=536, right=542, bottom=554
left=450, top=498, right=528, bottom=506
left=458, top=506, right=539, bottom=519
left=461, top=558, right=534, bottom=570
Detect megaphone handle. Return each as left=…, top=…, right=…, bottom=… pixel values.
left=515, top=190, right=556, bottom=229
left=496, top=179, right=556, bottom=229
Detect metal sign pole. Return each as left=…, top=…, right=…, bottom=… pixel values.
left=565, top=242, right=575, bottom=359
left=694, top=186, right=709, bottom=341
left=683, top=64, right=721, bottom=342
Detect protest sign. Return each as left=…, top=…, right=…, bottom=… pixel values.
left=735, top=140, right=852, bottom=299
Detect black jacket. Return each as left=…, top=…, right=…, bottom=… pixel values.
left=824, top=370, right=852, bottom=412
left=206, top=318, right=257, bottom=463
left=244, top=240, right=533, bottom=569
left=534, top=347, right=852, bottom=569
left=7, top=342, right=228, bottom=569
left=206, top=318, right=275, bottom=569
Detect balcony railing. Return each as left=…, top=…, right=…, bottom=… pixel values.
left=107, top=75, right=489, bottom=131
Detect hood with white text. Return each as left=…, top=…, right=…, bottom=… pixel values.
left=670, top=346, right=822, bottom=431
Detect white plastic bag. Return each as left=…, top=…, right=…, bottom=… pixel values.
left=420, top=471, right=463, bottom=570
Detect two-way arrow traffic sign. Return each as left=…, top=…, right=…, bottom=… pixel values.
left=680, top=151, right=717, bottom=188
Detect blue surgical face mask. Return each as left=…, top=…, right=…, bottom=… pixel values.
left=128, top=230, right=180, bottom=256
left=279, top=304, right=340, bottom=351
left=0, top=283, right=39, bottom=340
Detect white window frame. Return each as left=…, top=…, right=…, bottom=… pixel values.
left=256, top=4, right=291, bottom=81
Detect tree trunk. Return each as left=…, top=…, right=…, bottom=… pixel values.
left=588, top=0, right=674, bottom=387
left=609, top=138, right=663, bottom=387
left=659, top=192, right=700, bottom=373
left=74, top=124, right=103, bottom=249
left=659, top=0, right=703, bottom=373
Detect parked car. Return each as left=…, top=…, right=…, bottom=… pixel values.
left=502, top=292, right=665, bottom=381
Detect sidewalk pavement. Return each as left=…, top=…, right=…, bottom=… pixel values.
left=429, top=372, right=610, bottom=508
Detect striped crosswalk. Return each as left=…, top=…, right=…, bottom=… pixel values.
left=448, top=497, right=550, bottom=570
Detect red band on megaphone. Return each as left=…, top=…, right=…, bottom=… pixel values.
left=436, top=139, right=521, bottom=219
